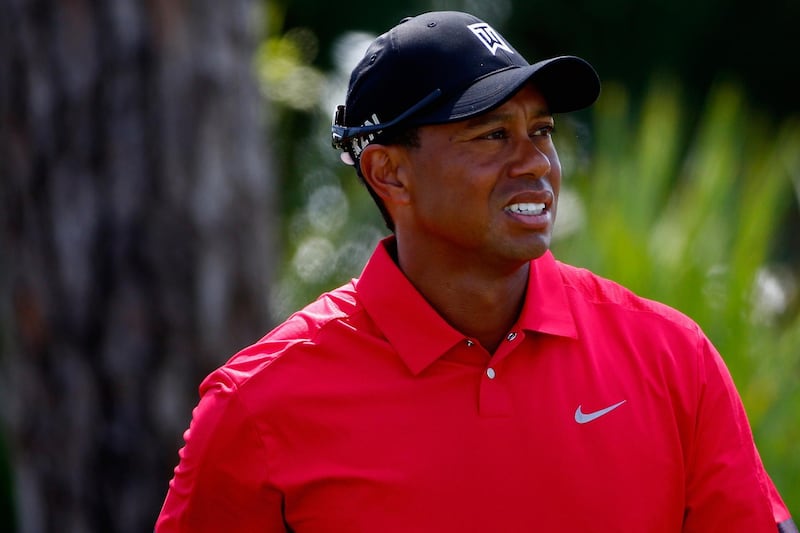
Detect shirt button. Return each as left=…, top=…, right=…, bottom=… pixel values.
left=465, top=339, right=475, bottom=347
left=486, top=368, right=496, bottom=379
left=507, top=332, right=518, bottom=341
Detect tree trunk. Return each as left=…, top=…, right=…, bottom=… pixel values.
left=0, top=1, right=276, bottom=531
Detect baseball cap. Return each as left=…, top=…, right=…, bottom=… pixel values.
left=331, top=10, right=601, bottom=164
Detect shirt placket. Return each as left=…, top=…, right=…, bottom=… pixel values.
left=475, top=329, right=524, bottom=417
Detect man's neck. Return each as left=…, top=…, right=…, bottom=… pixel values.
left=392, top=240, right=530, bottom=354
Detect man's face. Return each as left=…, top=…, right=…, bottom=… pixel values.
left=398, top=83, right=561, bottom=270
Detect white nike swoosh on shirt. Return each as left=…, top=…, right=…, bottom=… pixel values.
left=574, top=400, right=627, bottom=424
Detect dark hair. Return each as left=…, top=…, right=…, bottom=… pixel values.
left=352, top=126, right=420, bottom=233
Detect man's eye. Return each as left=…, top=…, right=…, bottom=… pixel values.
left=531, top=126, right=555, bottom=137
left=482, top=129, right=507, bottom=140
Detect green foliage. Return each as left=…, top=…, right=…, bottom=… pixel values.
left=256, top=24, right=390, bottom=321
left=255, top=26, right=325, bottom=111
left=266, top=112, right=388, bottom=320
left=554, top=78, right=800, bottom=512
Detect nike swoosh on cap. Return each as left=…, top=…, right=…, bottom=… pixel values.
left=574, top=400, right=627, bottom=424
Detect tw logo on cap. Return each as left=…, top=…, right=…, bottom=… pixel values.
left=467, top=23, right=514, bottom=56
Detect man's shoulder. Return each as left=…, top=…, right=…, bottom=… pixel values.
left=212, top=280, right=367, bottom=387
left=553, top=259, right=698, bottom=333
left=266, top=281, right=362, bottom=342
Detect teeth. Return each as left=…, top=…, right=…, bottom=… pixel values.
left=506, top=202, right=545, bottom=215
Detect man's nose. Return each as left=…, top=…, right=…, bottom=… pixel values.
left=508, top=136, right=552, bottom=179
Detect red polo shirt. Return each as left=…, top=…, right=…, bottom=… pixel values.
left=157, top=237, right=792, bottom=532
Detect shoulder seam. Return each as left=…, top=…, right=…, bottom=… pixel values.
left=556, top=260, right=700, bottom=335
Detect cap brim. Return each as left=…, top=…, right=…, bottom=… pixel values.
left=414, top=56, right=600, bottom=125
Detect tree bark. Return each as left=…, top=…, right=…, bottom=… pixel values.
left=0, top=1, right=276, bottom=531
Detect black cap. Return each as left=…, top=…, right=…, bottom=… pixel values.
left=331, top=11, right=601, bottom=163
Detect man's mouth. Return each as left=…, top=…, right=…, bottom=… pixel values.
left=505, top=202, right=546, bottom=216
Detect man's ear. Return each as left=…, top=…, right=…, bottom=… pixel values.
left=359, top=144, right=411, bottom=205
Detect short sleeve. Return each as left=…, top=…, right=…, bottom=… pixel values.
left=683, top=335, right=792, bottom=532
left=155, top=369, right=286, bottom=532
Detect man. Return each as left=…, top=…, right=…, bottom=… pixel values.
left=157, top=11, right=796, bottom=532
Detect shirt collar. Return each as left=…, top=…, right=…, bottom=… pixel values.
left=356, top=237, right=577, bottom=375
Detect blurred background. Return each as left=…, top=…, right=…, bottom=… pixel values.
left=1, top=0, right=798, bottom=531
